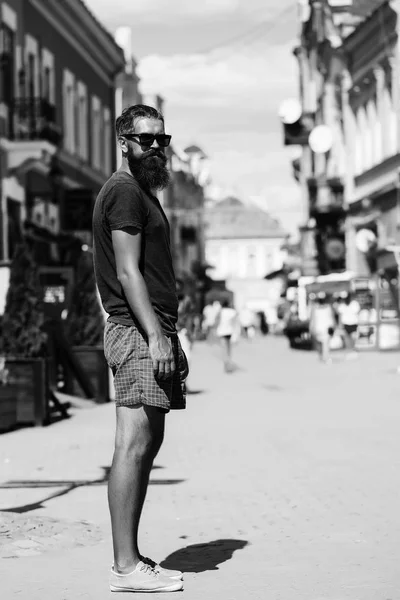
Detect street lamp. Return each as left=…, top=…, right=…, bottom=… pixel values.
left=308, top=125, right=333, bottom=154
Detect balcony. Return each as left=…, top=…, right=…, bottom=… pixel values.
left=9, top=98, right=63, bottom=146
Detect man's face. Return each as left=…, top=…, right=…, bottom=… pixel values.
left=120, top=117, right=170, bottom=191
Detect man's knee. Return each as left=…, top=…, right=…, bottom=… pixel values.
left=115, top=429, right=162, bottom=461
left=114, top=405, right=164, bottom=459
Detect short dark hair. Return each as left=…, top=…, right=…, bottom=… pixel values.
left=115, top=104, right=164, bottom=137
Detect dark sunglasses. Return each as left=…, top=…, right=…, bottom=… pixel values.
left=123, top=133, right=172, bottom=148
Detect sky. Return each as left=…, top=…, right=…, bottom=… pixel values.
left=84, top=0, right=303, bottom=234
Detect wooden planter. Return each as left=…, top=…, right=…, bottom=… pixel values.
left=65, top=346, right=109, bottom=404
left=0, top=384, right=18, bottom=432
left=5, top=358, right=48, bottom=426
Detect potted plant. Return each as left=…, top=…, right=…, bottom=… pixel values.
left=64, top=250, right=109, bottom=403
left=0, top=241, right=49, bottom=426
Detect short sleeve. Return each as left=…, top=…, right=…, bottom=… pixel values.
left=105, top=182, right=148, bottom=231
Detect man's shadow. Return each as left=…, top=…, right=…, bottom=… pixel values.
left=160, top=538, right=248, bottom=573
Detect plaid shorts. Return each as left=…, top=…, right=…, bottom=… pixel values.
left=104, top=321, right=188, bottom=411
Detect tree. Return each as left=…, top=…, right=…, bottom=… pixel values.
left=0, top=241, right=47, bottom=357
left=65, top=251, right=104, bottom=346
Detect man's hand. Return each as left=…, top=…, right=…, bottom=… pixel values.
left=148, top=334, right=176, bottom=379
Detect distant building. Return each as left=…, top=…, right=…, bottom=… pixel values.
left=164, top=144, right=207, bottom=284
left=204, top=197, right=287, bottom=311
left=114, top=26, right=142, bottom=170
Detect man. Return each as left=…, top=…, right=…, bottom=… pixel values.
left=93, top=105, right=187, bottom=593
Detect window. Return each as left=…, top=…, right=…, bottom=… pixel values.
left=91, top=95, right=101, bottom=170
left=63, top=70, right=76, bottom=154
left=103, top=107, right=112, bottom=174
left=24, top=35, right=39, bottom=98
left=41, top=49, right=55, bottom=104
left=43, top=67, right=50, bottom=101
left=27, top=52, right=35, bottom=97
left=0, top=23, right=15, bottom=105
left=77, top=82, right=88, bottom=161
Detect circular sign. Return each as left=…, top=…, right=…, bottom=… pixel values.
left=325, top=238, right=345, bottom=260
left=278, top=98, right=302, bottom=125
left=309, top=125, right=333, bottom=153
left=355, top=228, right=377, bottom=253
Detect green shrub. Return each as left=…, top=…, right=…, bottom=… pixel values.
left=0, top=241, right=47, bottom=358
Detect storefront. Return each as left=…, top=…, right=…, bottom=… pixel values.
left=298, top=269, right=400, bottom=351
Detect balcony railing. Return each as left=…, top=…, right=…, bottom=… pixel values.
left=8, top=98, right=62, bottom=145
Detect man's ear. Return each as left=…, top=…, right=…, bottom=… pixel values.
left=118, top=136, right=128, bottom=154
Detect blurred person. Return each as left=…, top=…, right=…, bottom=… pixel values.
left=93, top=104, right=186, bottom=593
left=239, top=305, right=256, bottom=339
left=215, top=299, right=239, bottom=372
left=337, top=294, right=360, bottom=358
left=258, top=311, right=269, bottom=336
left=309, top=295, right=336, bottom=363
left=176, top=288, right=195, bottom=387
left=266, top=306, right=279, bottom=334
left=202, top=299, right=221, bottom=340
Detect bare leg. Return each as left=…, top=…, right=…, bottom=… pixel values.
left=321, top=337, right=330, bottom=362
left=108, top=404, right=165, bottom=574
left=221, top=337, right=233, bottom=371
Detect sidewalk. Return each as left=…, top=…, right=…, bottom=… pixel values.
left=1, top=337, right=400, bottom=599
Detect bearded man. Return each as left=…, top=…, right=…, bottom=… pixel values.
left=92, top=105, right=187, bottom=593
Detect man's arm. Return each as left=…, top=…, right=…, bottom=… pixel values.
left=112, top=226, right=175, bottom=379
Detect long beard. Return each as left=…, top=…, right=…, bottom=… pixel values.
left=127, top=148, right=170, bottom=191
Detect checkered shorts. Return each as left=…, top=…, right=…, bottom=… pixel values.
left=104, top=321, right=187, bottom=411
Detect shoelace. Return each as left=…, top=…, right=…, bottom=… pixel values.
left=142, top=556, right=159, bottom=571
left=139, top=563, right=158, bottom=577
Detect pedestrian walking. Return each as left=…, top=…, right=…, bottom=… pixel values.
left=309, top=295, right=336, bottom=363
left=238, top=305, right=256, bottom=339
left=176, top=287, right=195, bottom=389
left=202, top=300, right=221, bottom=341
left=337, top=294, right=360, bottom=359
left=93, top=104, right=187, bottom=593
left=215, top=299, right=239, bottom=372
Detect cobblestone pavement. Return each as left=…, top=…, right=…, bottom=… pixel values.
left=1, top=336, right=400, bottom=599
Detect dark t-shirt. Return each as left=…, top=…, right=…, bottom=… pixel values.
left=92, top=171, right=178, bottom=334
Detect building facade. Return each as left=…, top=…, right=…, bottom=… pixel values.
left=164, top=145, right=208, bottom=283
left=290, top=0, right=400, bottom=349
left=204, top=197, right=287, bottom=312
left=342, top=1, right=400, bottom=275
left=0, top=0, right=125, bottom=271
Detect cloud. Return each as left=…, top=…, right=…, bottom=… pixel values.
left=86, top=0, right=276, bottom=23
left=138, top=43, right=298, bottom=112
left=137, top=43, right=301, bottom=232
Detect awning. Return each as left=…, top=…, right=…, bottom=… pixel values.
left=376, top=249, right=399, bottom=272
left=264, top=268, right=287, bottom=280
left=305, top=279, right=352, bottom=294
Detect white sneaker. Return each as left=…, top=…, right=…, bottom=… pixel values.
left=141, top=555, right=183, bottom=580
left=110, top=561, right=184, bottom=593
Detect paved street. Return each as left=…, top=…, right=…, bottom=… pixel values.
left=1, top=336, right=400, bottom=599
